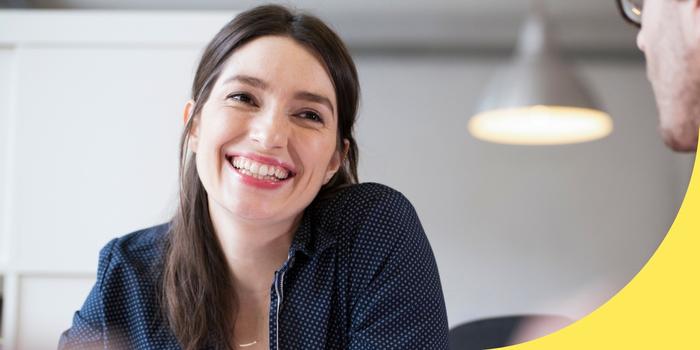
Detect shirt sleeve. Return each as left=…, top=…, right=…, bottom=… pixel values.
left=58, top=238, right=118, bottom=350
left=348, top=188, right=449, bottom=350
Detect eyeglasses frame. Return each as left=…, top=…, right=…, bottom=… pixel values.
left=616, top=0, right=642, bottom=28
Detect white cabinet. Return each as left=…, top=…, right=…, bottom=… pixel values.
left=0, top=10, right=234, bottom=349
left=17, top=276, right=95, bottom=350
left=11, top=46, right=188, bottom=273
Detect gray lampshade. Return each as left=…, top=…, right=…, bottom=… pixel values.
left=468, top=11, right=613, bottom=145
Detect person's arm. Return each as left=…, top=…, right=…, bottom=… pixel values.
left=58, top=238, right=118, bottom=350
left=348, top=189, right=449, bottom=349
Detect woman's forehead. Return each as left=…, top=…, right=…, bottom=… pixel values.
left=216, top=36, right=336, bottom=101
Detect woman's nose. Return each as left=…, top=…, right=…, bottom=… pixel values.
left=249, top=108, right=290, bottom=150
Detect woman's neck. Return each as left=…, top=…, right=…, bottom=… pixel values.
left=208, top=199, right=300, bottom=295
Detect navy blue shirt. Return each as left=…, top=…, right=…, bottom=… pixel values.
left=59, top=183, right=449, bottom=349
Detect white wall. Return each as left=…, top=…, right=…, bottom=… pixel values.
left=354, top=56, right=694, bottom=325
left=0, top=10, right=694, bottom=350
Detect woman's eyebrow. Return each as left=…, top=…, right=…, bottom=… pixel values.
left=294, top=91, right=335, bottom=116
left=223, top=74, right=269, bottom=89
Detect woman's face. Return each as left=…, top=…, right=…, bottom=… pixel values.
left=187, top=35, right=344, bottom=225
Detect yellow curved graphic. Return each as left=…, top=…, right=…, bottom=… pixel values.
left=496, top=148, right=700, bottom=348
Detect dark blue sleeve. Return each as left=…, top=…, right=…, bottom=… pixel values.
left=348, top=189, right=449, bottom=349
left=58, top=238, right=118, bottom=350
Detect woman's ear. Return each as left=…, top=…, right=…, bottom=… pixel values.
left=324, top=139, right=350, bottom=185
left=183, top=100, right=200, bottom=153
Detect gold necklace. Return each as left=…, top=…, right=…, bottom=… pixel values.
left=238, top=340, right=257, bottom=347
left=236, top=308, right=266, bottom=348
left=236, top=290, right=270, bottom=348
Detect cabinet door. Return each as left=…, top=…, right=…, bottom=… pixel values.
left=11, top=46, right=196, bottom=273
left=17, top=275, right=94, bottom=350
left=7, top=44, right=201, bottom=348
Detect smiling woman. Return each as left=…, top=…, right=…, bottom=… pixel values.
left=57, top=4, right=448, bottom=350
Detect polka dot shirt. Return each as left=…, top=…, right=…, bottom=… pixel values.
left=58, top=183, right=449, bottom=349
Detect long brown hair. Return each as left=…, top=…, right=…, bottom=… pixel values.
left=161, top=5, right=360, bottom=350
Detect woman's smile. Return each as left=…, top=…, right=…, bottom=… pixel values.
left=225, top=153, right=296, bottom=190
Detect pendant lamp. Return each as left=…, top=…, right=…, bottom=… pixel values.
left=468, top=7, right=613, bottom=145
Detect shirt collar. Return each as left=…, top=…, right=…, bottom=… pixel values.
left=288, top=198, right=337, bottom=258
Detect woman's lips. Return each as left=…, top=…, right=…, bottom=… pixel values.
left=225, top=155, right=293, bottom=190
left=226, top=152, right=296, bottom=175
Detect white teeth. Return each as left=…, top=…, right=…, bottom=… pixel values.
left=230, top=156, right=290, bottom=180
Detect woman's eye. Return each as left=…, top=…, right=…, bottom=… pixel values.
left=228, top=93, right=256, bottom=106
left=298, top=111, right=323, bottom=123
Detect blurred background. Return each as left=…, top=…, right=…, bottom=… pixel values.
left=0, top=0, right=694, bottom=349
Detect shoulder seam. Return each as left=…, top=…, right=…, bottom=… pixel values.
left=97, top=238, right=119, bottom=294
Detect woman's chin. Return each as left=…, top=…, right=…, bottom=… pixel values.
left=227, top=202, right=288, bottom=223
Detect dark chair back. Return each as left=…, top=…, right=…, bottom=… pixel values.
left=449, top=314, right=571, bottom=350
